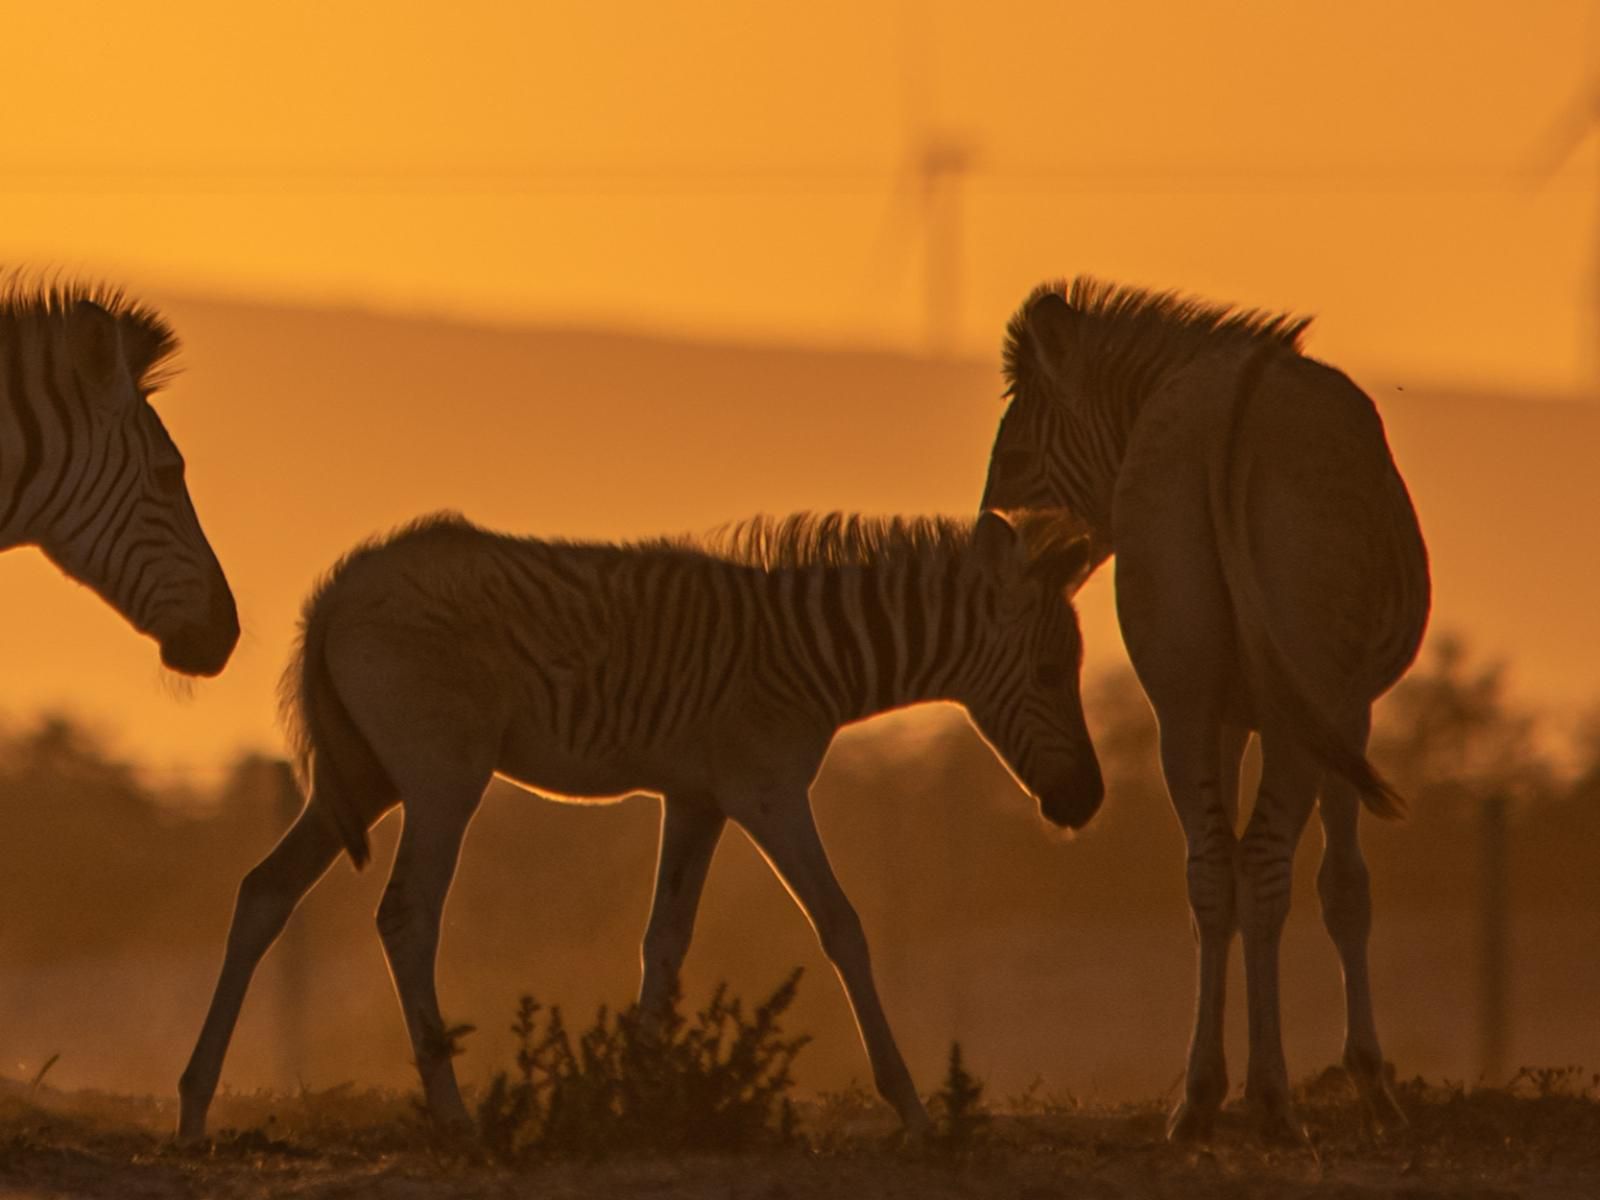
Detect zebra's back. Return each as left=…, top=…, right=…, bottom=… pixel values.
left=288, top=514, right=776, bottom=809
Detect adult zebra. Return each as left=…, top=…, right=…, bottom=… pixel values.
left=178, top=508, right=1103, bottom=1139
left=0, top=284, right=237, bottom=675
left=981, top=279, right=1430, bottom=1142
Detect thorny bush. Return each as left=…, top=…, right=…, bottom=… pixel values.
left=476, top=969, right=810, bottom=1163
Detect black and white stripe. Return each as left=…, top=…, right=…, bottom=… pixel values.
left=0, top=283, right=237, bottom=675
left=284, top=511, right=1095, bottom=827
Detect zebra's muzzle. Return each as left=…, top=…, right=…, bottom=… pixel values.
left=1038, top=758, right=1105, bottom=830
left=159, top=587, right=240, bottom=677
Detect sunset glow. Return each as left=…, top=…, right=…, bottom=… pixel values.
left=1, top=2, right=1594, bottom=772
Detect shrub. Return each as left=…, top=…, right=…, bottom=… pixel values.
left=477, top=970, right=810, bottom=1162
left=929, top=1041, right=989, bottom=1151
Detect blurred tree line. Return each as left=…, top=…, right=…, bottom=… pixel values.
left=0, top=630, right=1595, bottom=961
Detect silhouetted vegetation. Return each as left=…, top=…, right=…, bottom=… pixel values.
left=5, top=1067, right=1600, bottom=1198
left=929, top=1041, right=989, bottom=1152
left=1371, top=634, right=1560, bottom=809
left=476, top=972, right=808, bottom=1162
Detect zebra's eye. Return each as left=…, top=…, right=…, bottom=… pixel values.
left=993, top=449, right=1036, bottom=480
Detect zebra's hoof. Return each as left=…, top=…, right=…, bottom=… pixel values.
left=1252, top=1106, right=1307, bottom=1147
left=1359, top=1083, right=1409, bottom=1138
left=1166, top=1099, right=1217, bottom=1143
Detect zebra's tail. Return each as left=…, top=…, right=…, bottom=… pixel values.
left=1205, top=345, right=1405, bottom=819
left=279, top=593, right=395, bottom=868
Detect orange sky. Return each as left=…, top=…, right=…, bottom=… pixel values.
left=2, top=1, right=1596, bottom=389
left=0, top=2, right=1597, bottom=777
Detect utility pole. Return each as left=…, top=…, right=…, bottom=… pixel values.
left=1477, top=790, right=1511, bottom=1084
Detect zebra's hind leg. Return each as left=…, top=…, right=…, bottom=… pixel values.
left=1236, top=725, right=1321, bottom=1144
left=375, top=782, right=486, bottom=1132
left=1318, top=751, right=1406, bottom=1134
left=178, top=802, right=346, bottom=1141
left=638, top=794, right=726, bottom=1021
left=325, top=629, right=497, bottom=1129
left=1164, top=718, right=1248, bottom=1143
left=729, top=787, right=929, bottom=1134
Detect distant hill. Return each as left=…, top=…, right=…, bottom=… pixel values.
left=0, top=294, right=1592, bottom=770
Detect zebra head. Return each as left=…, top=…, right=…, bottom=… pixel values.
left=31, top=300, right=238, bottom=677
left=980, top=289, right=1078, bottom=516
left=959, top=509, right=1104, bottom=830
left=980, top=391, right=1063, bottom=515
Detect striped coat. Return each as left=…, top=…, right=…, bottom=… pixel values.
left=182, top=507, right=1100, bottom=1139
left=0, top=284, right=236, bottom=675
left=982, top=277, right=1430, bottom=1142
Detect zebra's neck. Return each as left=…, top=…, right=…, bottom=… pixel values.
left=0, top=337, right=48, bottom=549
left=766, top=556, right=984, bottom=727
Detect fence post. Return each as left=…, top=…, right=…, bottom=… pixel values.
left=1477, top=790, right=1510, bottom=1085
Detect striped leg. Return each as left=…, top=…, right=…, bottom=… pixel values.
left=731, top=788, right=929, bottom=1133
left=1236, top=726, right=1321, bottom=1143
left=1165, top=719, right=1248, bottom=1142
left=638, top=794, right=726, bottom=1018
left=178, top=804, right=345, bottom=1140
left=375, top=785, right=484, bottom=1130
left=1317, top=717, right=1405, bottom=1132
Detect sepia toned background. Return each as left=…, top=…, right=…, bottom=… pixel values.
left=0, top=1, right=1595, bottom=1109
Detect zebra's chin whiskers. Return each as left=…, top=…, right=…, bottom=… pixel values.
left=155, top=665, right=199, bottom=702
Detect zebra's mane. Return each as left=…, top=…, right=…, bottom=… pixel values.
left=0, top=275, right=181, bottom=393
left=695, top=512, right=973, bottom=571
left=1002, top=276, right=1312, bottom=406
left=322, top=511, right=979, bottom=579
left=314, top=509, right=1087, bottom=602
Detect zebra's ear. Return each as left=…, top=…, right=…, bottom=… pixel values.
left=973, top=509, right=1022, bottom=570
left=65, top=300, right=134, bottom=410
left=1024, top=291, right=1077, bottom=393
left=1028, top=534, right=1094, bottom=597
left=116, top=317, right=173, bottom=388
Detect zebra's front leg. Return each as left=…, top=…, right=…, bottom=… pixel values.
left=1236, top=730, right=1320, bottom=1144
left=1165, top=719, right=1247, bottom=1143
left=730, top=787, right=929, bottom=1134
left=376, top=791, right=482, bottom=1131
left=1319, top=769, right=1406, bottom=1133
left=638, top=794, right=727, bottom=1021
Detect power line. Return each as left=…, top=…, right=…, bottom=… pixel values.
left=0, top=162, right=1585, bottom=197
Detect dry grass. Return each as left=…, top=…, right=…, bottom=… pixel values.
left=4, top=1064, right=1599, bottom=1199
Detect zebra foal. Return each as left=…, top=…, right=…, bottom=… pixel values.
left=179, top=508, right=1102, bottom=1139
left=0, top=283, right=236, bottom=674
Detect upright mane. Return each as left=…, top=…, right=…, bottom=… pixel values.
left=0, top=275, right=181, bottom=393
left=1002, top=276, right=1312, bottom=407
left=697, top=512, right=973, bottom=571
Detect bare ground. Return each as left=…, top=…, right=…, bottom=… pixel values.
left=3, top=1073, right=1599, bottom=1200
